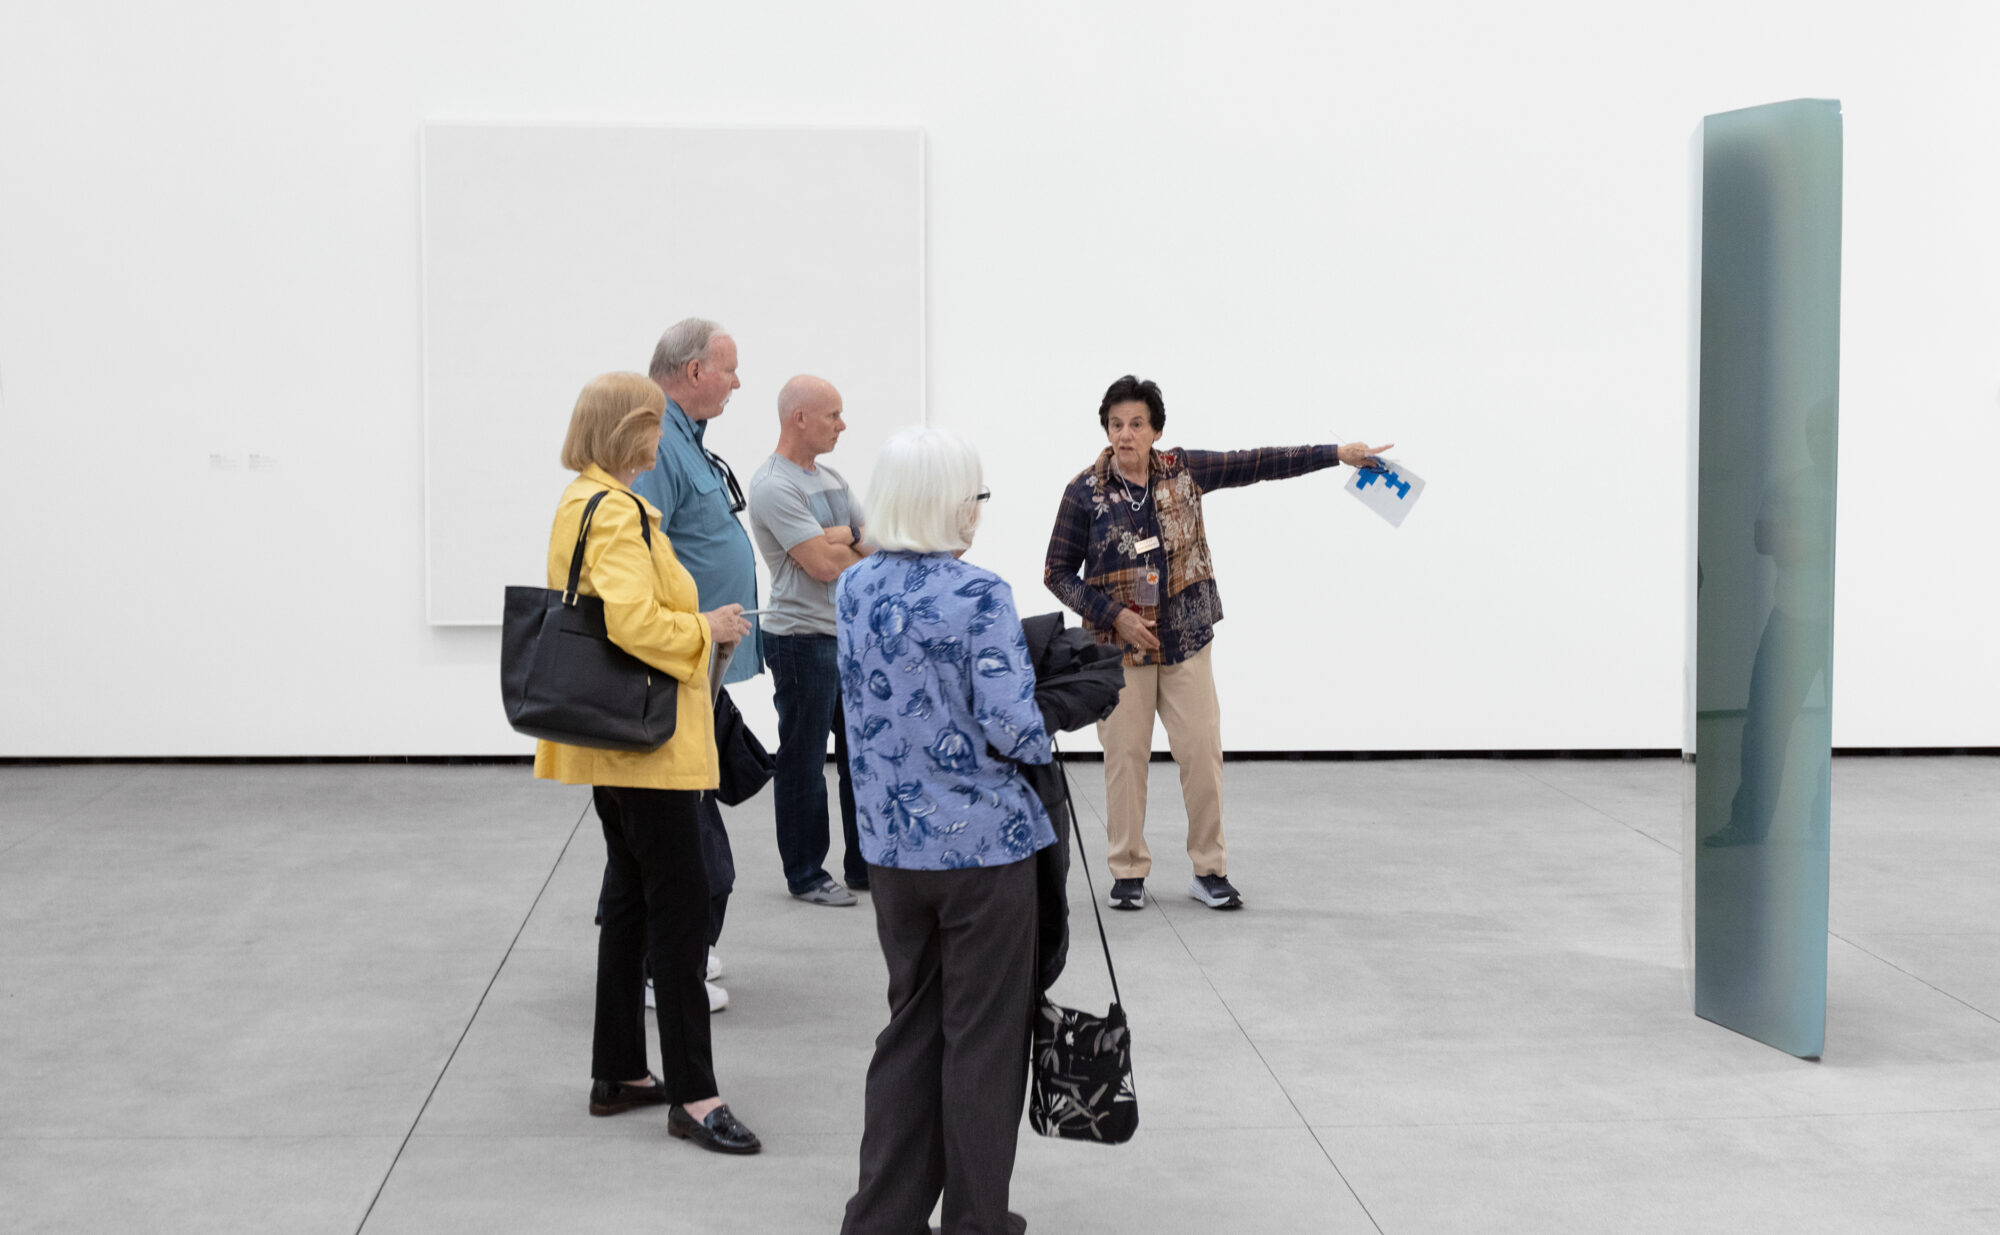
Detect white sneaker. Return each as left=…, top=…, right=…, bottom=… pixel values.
left=707, top=952, right=724, bottom=981
left=649, top=975, right=729, bottom=1013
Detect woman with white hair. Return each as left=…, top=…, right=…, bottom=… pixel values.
left=836, top=426, right=1054, bottom=1235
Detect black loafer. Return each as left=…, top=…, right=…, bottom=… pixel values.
left=668, top=1102, right=762, bottom=1154
left=589, top=1074, right=672, bottom=1117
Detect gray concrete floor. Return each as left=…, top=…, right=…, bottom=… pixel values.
left=2, top=756, right=1997, bottom=1234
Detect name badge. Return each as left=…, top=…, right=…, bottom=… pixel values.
left=1133, top=536, right=1161, bottom=554
left=1136, top=569, right=1161, bottom=606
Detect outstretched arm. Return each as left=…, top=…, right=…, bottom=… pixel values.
left=1183, top=441, right=1394, bottom=492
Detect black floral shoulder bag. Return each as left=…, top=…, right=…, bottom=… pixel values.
left=1028, top=755, right=1138, bottom=1144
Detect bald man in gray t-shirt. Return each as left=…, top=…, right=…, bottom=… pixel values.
left=749, top=456, right=863, bottom=636
left=746, top=377, right=875, bottom=905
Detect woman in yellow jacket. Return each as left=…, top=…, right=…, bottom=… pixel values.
left=535, top=372, right=760, bottom=1154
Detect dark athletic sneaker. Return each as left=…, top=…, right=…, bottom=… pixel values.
left=1189, top=873, right=1244, bottom=909
left=1108, top=878, right=1146, bottom=910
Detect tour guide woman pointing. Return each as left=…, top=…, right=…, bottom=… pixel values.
left=1043, top=374, right=1390, bottom=911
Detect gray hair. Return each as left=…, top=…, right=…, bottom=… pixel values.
left=648, top=318, right=727, bottom=383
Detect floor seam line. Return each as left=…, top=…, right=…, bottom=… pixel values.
left=0, top=767, right=147, bottom=859
left=1828, top=931, right=2000, bottom=1027
left=1513, top=762, right=1679, bottom=854
left=352, top=793, right=592, bottom=1234
left=1070, top=785, right=1387, bottom=1235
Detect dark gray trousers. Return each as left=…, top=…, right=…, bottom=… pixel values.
left=842, top=857, right=1037, bottom=1235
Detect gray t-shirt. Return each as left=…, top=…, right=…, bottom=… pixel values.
left=747, top=454, right=864, bottom=636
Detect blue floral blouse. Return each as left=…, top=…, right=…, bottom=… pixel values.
left=835, top=551, right=1057, bottom=871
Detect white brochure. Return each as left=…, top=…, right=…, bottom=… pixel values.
left=1345, top=457, right=1425, bottom=527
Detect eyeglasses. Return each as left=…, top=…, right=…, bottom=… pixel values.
left=703, top=448, right=746, bottom=514
left=975, top=489, right=991, bottom=503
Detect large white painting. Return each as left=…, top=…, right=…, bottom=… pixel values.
left=422, top=124, right=925, bottom=624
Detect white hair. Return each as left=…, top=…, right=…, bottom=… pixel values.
left=866, top=426, right=983, bottom=554
left=648, top=318, right=726, bottom=382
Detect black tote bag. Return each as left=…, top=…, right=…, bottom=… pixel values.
left=1027, top=754, right=1138, bottom=1144
left=500, top=489, right=679, bottom=751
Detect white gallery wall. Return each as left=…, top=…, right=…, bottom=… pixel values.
left=2, top=0, right=1995, bottom=756
left=419, top=124, right=926, bottom=625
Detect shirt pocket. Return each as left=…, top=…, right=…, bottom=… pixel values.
left=685, top=453, right=725, bottom=498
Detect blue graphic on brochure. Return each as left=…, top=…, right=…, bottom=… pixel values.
left=1354, top=468, right=1411, bottom=499
left=1345, top=456, right=1424, bottom=528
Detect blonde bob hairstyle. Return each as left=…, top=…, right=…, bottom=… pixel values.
left=866, top=426, right=985, bottom=554
left=560, top=372, right=666, bottom=475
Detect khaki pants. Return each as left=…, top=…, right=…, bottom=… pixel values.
left=1096, top=642, right=1225, bottom=880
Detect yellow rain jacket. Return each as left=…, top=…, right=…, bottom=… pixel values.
left=532, top=466, right=719, bottom=790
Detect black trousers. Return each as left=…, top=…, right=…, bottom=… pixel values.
left=596, top=790, right=733, bottom=946
left=842, top=857, right=1037, bottom=1235
left=696, top=792, right=734, bottom=946
left=590, top=785, right=716, bottom=1104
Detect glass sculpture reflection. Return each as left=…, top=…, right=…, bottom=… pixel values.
left=1685, top=99, right=1841, bottom=1059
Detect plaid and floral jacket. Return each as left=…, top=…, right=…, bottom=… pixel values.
left=1043, top=444, right=1343, bottom=667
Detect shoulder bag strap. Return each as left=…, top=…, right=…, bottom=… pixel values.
left=1053, top=739, right=1123, bottom=1009
left=562, top=489, right=654, bottom=606
left=563, top=491, right=610, bottom=605
left=627, top=493, right=654, bottom=549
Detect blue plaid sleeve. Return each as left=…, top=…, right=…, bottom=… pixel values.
left=1182, top=444, right=1343, bottom=493
left=1043, top=478, right=1124, bottom=629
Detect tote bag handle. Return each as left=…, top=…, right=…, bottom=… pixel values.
left=562, top=489, right=654, bottom=606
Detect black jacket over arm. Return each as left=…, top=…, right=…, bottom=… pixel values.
left=1019, top=612, right=1127, bottom=991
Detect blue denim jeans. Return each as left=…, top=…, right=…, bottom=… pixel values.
left=768, top=632, right=862, bottom=893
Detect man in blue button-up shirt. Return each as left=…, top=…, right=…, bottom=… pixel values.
left=621, top=316, right=764, bottom=1009
left=635, top=319, right=764, bottom=684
